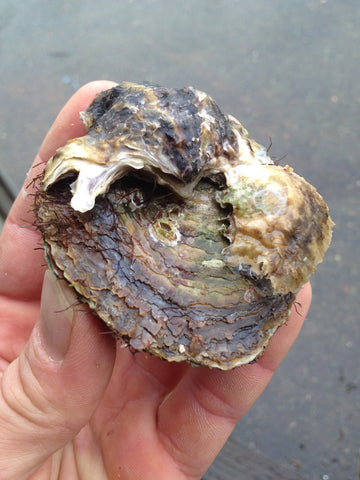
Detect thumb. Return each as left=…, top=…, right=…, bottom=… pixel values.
left=0, top=270, right=116, bottom=480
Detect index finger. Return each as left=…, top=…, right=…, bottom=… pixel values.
left=0, top=81, right=117, bottom=300
left=157, top=283, right=312, bottom=478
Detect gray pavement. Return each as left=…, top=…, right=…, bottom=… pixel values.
left=1, top=1, right=359, bottom=479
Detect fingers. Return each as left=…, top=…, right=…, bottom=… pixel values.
left=157, top=283, right=312, bottom=478
left=0, top=270, right=116, bottom=480
left=0, top=81, right=117, bottom=300
left=255, top=281, right=312, bottom=373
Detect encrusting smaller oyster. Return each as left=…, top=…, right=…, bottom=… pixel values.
left=35, top=82, right=333, bottom=369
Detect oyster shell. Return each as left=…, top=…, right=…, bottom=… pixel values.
left=35, top=82, right=333, bottom=369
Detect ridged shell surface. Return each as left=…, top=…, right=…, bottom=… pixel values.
left=35, top=82, right=333, bottom=369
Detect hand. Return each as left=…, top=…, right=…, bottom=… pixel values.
left=0, top=81, right=312, bottom=480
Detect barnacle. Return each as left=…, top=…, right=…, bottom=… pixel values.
left=35, top=82, right=333, bottom=369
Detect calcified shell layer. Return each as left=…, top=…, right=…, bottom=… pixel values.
left=35, top=82, right=333, bottom=369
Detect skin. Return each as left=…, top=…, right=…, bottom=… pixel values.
left=0, top=81, right=312, bottom=480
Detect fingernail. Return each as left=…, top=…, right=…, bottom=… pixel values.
left=40, top=270, right=75, bottom=361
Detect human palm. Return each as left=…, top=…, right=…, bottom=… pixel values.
left=0, top=81, right=311, bottom=480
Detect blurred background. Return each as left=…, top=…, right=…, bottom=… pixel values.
left=0, top=1, right=359, bottom=479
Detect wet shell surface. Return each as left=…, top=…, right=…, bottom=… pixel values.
left=35, top=81, right=333, bottom=369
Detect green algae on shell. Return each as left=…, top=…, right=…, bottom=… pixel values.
left=35, top=82, right=333, bottom=369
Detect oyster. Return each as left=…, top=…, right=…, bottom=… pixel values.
left=35, top=82, right=333, bottom=369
